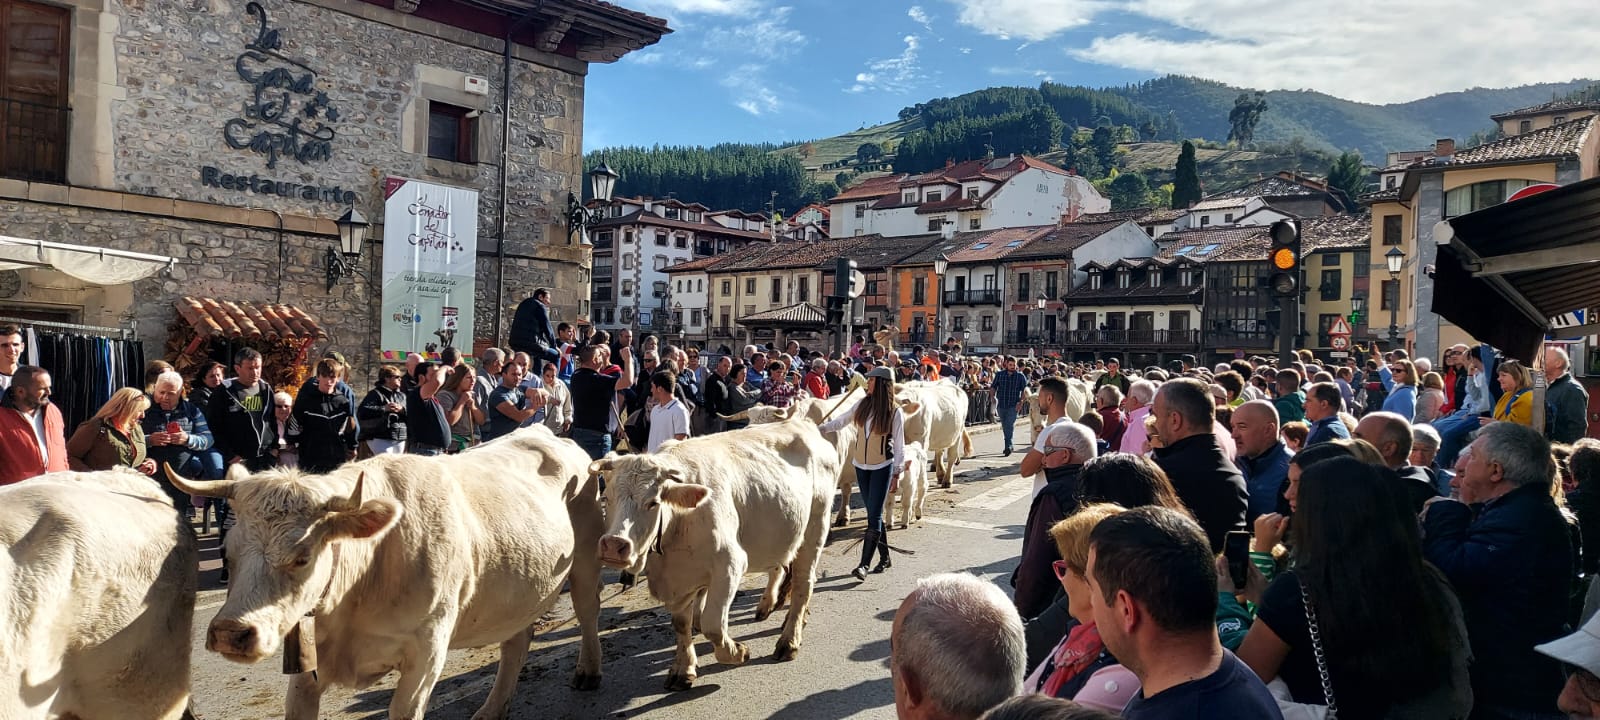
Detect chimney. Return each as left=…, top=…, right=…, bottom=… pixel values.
left=1435, top=138, right=1455, bottom=157
left=945, top=158, right=956, bottom=169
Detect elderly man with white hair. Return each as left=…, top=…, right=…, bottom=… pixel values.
left=1014, top=422, right=1098, bottom=620
left=892, top=573, right=1025, bottom=720
left=1118, top=379, right=1158, bottom=454
left=1412, top=423, right=1450, bottom=495
left=1546, top=345, right=1590, bottom=444
left=1424, top=422, right=1576, bottom=718
left=141, top=370, right=223, bottom=509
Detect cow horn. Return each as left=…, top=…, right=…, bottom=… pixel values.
left=587, top=457, right=615, bottom=477
left=718, top=410, right=749, bottom=422
left=329, top=472, right=366, bottom=513
left=164, top=462, right=236, bottom=499
left=772, top=407, right=791, bottom=420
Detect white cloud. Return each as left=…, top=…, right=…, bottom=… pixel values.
left=944, top=0, right=1600, bottom=105
left=722, top=65, right=782, bottom=116
left=908, top=5, right=933, bottom=31
left=959, top=47, right=972, bottom=54
left=623, top=51, right=665, bottom=65
left=948, top=0, right=1103, bottom=42
left=705, top=6, right=806, bottom=59
left=845, top=35, right=924, bottom=94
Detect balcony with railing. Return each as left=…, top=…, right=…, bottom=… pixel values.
left=943, top=289, right=1002, bottom=306
left=710, top=326, right=734, bottom=338
left=1004, top=330, right=1061, bottom=345
left=1066, top=329, right=1202, bottom=348
left=899, top=330, right=934, bottom=345
left=1, top=98, right=69, bottom=184
left=1206, top=330, right=1275, bottom=349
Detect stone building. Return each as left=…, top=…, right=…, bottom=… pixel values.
left=0, top=0, right=666, bottom=375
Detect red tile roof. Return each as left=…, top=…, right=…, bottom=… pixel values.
left=1491, top=99, right=1600, bottom=121
left=947, top=226, right=1056, bottom=262
left=831, top=174, right=909, bottom=202
left=1431, top=115, right=1598, bottom=167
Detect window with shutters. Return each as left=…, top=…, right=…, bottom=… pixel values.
left=722, top=280, right=732, bottom=296
left=1382, top=215, right=1402, bottom=245
left=797, top=276, right=809, bottom=302
left=0, top=0, right=70, bottom=183
left=912, top=276, right=926, bottom=305
left=745, top=278, right=756, bottom=294
left=1016, top=272, right=1030, bottom=302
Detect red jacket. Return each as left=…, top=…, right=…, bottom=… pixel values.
left=804, top=371, right=830, bottom=399
left=0, top=403, right=69, bottom=485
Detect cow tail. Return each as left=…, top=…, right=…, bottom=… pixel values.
left=961, top=430, right=973, bottom=459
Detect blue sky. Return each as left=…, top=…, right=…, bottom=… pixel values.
left=584, top=0, right=1600, bottom=150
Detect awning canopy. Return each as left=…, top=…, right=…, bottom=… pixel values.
left=174, top=296, right=326, bottom=341
left=1433, top=176, right=1600, bottom=362
left=0, top=235, right=178, bottom=285
left=737, top=302, right=827, bottom=328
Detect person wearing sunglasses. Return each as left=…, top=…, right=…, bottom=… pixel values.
left=1377, top=357, right=1419, bottom=422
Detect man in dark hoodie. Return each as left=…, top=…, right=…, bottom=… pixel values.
left=1150, top=378, right=1247, bottom=552
left=208, top=348, right=276, bottom=472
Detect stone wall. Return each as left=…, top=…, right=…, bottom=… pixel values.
left=2, top=0, right=601, bottom=375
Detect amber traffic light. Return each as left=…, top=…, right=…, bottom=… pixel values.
left=1268, top=220, right=1300, bottom=297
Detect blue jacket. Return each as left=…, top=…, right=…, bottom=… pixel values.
left=1305, top=415, right=1350, bottom=447
left=1422, top=483, right=1574, bottom=712
left=1237, top=441, right=1291, bottom=521
left=140, top=398, right=215, bottom=470
left=1379, top=366, right=1417, bottom=421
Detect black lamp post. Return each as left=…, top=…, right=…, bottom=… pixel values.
left=325, top=207, right=369, bottom=293
left=567, top=162, right=620, bottom=245
left=933, top=254, right=949, bottom=345
left=1385, top=246, right=1405, bottom=348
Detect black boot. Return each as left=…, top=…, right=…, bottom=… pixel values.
left=873, top=526, right=892, bottom=573
left=852, top=529, right=878, bottom=581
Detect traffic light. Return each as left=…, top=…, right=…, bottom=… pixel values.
left=1268, top=220, right=1300, bottom=298
left=834, top=258, right=858, bottom=299
left=825, top=296, right=845, bottom=326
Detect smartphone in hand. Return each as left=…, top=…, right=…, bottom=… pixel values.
left=1224, top=530, right=1252, bottom=590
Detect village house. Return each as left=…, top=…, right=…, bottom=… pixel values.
left=826, top=155, right=1110, bottom=238
left=1368, top=108, right=1600, bottom=359
left=999, top=217, right=1156, bottom=351
left=586, top=195, right=770, bottom=333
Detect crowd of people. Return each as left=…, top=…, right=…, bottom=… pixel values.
left=8, top=295, right=1600, bottom=719
left=886, top=340, right=1600, bottom=720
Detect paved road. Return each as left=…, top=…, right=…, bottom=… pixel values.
left=188, top=424, right=1037, bottom=719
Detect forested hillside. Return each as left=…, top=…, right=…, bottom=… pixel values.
left=582, top=144, right=838, bottom=214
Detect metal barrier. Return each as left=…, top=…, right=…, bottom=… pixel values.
left=965, top=387, right=995, bottom=425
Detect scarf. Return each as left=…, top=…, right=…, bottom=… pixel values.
left=1037, top=621, right=1106, bottom=697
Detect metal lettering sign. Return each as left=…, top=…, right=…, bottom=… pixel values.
left=224, top=2, right=339, bottom=169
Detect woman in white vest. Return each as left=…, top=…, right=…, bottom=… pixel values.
left=820, top=366, right=908, bottom=581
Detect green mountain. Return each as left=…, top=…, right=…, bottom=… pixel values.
left=1113, top=76, right=1598, bottom=159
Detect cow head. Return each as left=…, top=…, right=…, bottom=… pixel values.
left=591, top=453, right=709, bottom=571
left=167, top=464, right=401, bottom=663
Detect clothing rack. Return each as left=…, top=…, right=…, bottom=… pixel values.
left=0, top=315, right=137, bottom=341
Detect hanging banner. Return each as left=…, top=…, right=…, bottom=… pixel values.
left=380, top=177, right=479, bottom=360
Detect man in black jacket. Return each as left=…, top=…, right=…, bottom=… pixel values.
left=1423, top=422, right=1574, bottom=718
left=508, top=288, right=558, bottom=374
left=1354, top=411, right=1440, bottom=514
left=208, top=348, right=276, bottom=472
left=1149, top=377, right=1247, bottom=552
left=700, top=355, right=731, bottom=435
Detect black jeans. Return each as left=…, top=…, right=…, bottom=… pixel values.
left=856, top=465, right=892, bottom=533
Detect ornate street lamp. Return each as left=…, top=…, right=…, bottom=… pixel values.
left=1385, top=247, right=1405, bottom=348
left=567, top=162, right=621, bottom=245
left=933, top=254, right=949, bottom=346
left=325, top=207, right=368, bottom=292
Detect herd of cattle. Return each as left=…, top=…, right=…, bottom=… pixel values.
left=2, top=378, right=1107, bottom=720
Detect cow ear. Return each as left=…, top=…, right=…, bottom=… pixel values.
left=323, top=499, right=402, bottom=541
left=660, top=481, right=710, bottom=509
left=225, top=463, right=252, bottom=483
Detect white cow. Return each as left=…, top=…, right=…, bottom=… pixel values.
left=888, top=441, right=930, bottom=528
left=896, top=380, right=973, bottom=488
left=0, top=468, right=197, bottom=720
left=592, top=415, right=838, bottom=691
left=726, top=386, right=865, bottom=526
left=169, top=425, right=605, bottom=720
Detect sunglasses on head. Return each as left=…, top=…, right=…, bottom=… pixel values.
left=1051, top=560, right=1072, bottom=580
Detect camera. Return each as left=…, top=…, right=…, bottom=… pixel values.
left=386, top=413, right=407, bottom=441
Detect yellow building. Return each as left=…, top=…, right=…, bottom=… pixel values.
left=1364, top=111, right=1600, bottom=360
